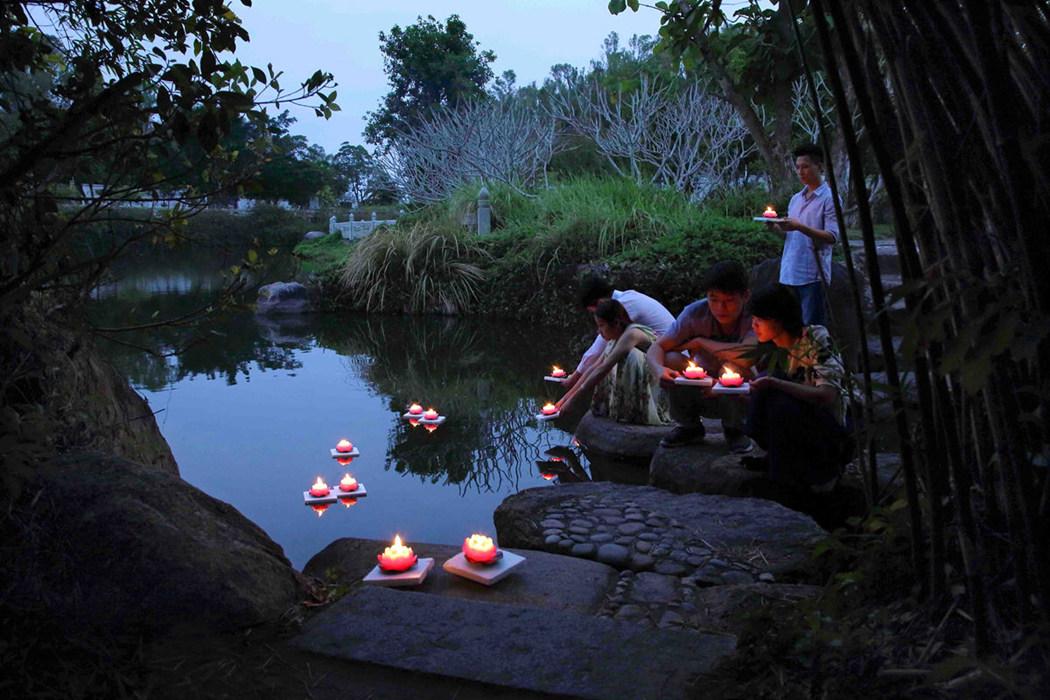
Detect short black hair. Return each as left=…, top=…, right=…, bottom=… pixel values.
left=593, top=298, right=632, bottom=331
left=749, top=284, right=804, bottom=336
left=792, top=143, right=824, bottom=165
left=701, top=260, right=750, bottom=295
left=579, top=274, right=615, bottom=309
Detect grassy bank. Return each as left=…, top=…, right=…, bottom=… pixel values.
left=295, top=177, right=782, bottom=324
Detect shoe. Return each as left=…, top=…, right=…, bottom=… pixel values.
left=660, top=425, right=706, bottom=448
left=725, top=429, right=754, bottom=454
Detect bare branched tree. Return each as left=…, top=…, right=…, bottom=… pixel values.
left=382, top=96, right=562, bottom=203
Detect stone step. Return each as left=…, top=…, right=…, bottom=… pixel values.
left=292, top=586, right=736, bottom=700
left=851, top=239, right=903, bottom=276
left=495, top=482, right=824, bottom=581
left=863, top=335, right=903, bottom=372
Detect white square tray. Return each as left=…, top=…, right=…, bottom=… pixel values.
left=443, top=550, right=525, bottom=586
left=674, top=376, right=713, bottom=387
left=363, top=558, right=435, bottom=587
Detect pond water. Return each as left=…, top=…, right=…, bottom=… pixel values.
left=89, top=242, right=628, bottom=569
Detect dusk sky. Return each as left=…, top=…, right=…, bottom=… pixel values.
left=230, top=1, right=665, bottom=152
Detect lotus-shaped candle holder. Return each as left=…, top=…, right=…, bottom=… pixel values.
left=377, top=535, right=417, bottom=573
left=463, top=534, right=500, bottom=565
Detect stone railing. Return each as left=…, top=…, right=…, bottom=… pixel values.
left=329, top=211, right=399, bottom=239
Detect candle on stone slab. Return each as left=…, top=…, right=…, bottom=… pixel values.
left=762, top=205, right=778, bottom=218
left=377, top=535, right=417, bottom=572
left=719, top=367, right=744, bottom=387
left=335, top=438, right=354, bottom=453
left=550, top=365, right=566, bottom=378
left=309, top=477, right=330, bottom=498
left=339, top=473, right=358, bottom=492
left=463, top=533, right=499, bottom=565
left=408, top=403, right=424, bottom=416
left=541, top=402, right=558, bottom=416
left=683, top=361, right=707, bottom=379
left=423, top=408, right=439, bottom=421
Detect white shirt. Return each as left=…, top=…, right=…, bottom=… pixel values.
left=779, top=181, right=839, bottom=285
left=576, top=289, right=674, bottom=374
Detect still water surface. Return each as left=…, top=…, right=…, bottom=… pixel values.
left=90, top=244, right=601, bottom=568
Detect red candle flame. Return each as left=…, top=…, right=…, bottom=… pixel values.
left=309, top=477, right=330, bottom=498
left=423, top=408, right=439, bottom=420
left=377, top=535, right=417, bottom=572
left=719, top=367, right=744, bottom=387
left=541, top=472, right=557, bottom=481
left=424, top=423, right=439, bottom=433
left=339, top=473, right=358, bottom=492
left=683, top=362, right=707, bottom=379
left=336, top=456, right=354, bottom=466
left=550, top=365, right=566, bottom=378
left=408, top=403, right=423, bottom=415
left=762, top=205, right=778, bottom=218
left=335, top=438, right=353, bottom=453
left=339, top=496, right=358, bottom=508
left=541, top=403, right=557, bottom=416
left=311, top=503, right=329, bottom=517
left=463, top=534, right=499, bottom=564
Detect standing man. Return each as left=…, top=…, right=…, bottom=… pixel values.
left=563, top=275, right=674, bottom=390
left=646, top=261, right=756, bottom=451
left=770, top=143, right=839, bottom=326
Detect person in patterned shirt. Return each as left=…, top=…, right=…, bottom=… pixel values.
left=744, top=284, right=852, bottom=490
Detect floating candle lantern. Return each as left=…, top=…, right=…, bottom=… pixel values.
left=683, top=362, right=707, bottom=380
left=335, top=438, right=354, bottom=454
left=377, top=535, right=417, bottom=573
left=309, top=477, right=330, bottom=498
left=762, top=205, right=778, bottom=218
left=311, top=503, right=329, bottom=517
left=463, top=533, right=499, bottom=565
left=339, top=473, right=359, bottom=492
left=541, top=472, right=557, bottom=481
left=408, top=403, right=424, bottom=416
left=336, top=456, right=354, bottom=466
left=550, top=365, right=566, bottom=378
left=339, top=496, right=358, bottom=508
left=423, top=408, right=439, bottom=421
left=541, top=403, right=558, bottom=416
left=719, top=367, right=744, bottom=387
left=424, top=423, right=439, bottom=433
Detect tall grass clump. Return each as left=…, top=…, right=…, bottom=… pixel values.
left=341, top=222, right=490, bottom=314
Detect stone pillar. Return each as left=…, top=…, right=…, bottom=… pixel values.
left=477, top=186, right=491, bottom=235
left=329, top=215, right=336, bottom=235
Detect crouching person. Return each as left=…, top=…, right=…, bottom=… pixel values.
left=746, top=284, right=852, bottom=491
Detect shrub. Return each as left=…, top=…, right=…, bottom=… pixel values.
left=340, top=222, right=490, bottom=314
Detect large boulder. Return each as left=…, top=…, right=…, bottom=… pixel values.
left=495, top=482, right=825, bottom=579
left=11, top=452, right=302, bottom=636
left=305, top=538, right=617, bottom=615
left=256, top=281, right=311, bottom=315
left=751, top=257, right=868, bottom=368
left=574, top=411, right=671, bottom=463
left=303, top=230, right=327, bottom=240
left=649, top=444, right=740, bottom=494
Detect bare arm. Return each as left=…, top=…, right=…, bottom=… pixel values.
left=680, top=335, right=758, bottom=368
left=558, top=328, right=647, bottom=413
left=751, top=376, right=837, bottom=405
left=773, top=217, right=836, bottom=245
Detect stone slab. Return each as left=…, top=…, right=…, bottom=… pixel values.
left=330, top=447, right=360, bottom=458
left=442, top=550, right=525, bottom=586
left=402, top=413, right=447, bottom=425
left=711, top=382, right=749, bottom=395
left=304, top=538, right=617, bottom=615
left=334, top=483, right=368, bottom=498
left=303, top=490, right=338, bottom=505
left=293, top=586, right=736, bottom=700
left=544, top=375, right=567, bottom=383
left=536, top=411, right=560, bottom=422
left=362, top=558, right=435, bottom=587
left=574, top=411, right=670, bottom=462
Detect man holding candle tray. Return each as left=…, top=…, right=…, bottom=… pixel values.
left=647, top=261, right=757, bottom=451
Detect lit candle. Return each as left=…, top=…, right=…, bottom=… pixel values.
left=541, top=403, right=558, bottom=416
left=541, top=472, right=556, bottom=481
left=550, top=365, right=566, bottom=378
left=762, top=205, right=778, bottom=218
left=335, top=438, right=354, bottom=454
left=463, top=533, right=499, bottom=565
left=339, top=473, right=358, bottom=492
left=309, top=477, right=330, bottom=498
left=408, top=403, right=423, bottom=416
left=336, top=456, right=354, bottom=466
left=719, top=367, right=744, bottom=387
left=423, top=408, right=439, bottom=421
left=377, top=535, right=417, bottom=572
left=311, top=503, right=329, bottom=517
left=339, top=496, right=358, bottom=508
left=683, top=361, right=707, bottom=380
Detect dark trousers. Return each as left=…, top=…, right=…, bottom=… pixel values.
left=746, top=387, right=850, bottom=487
